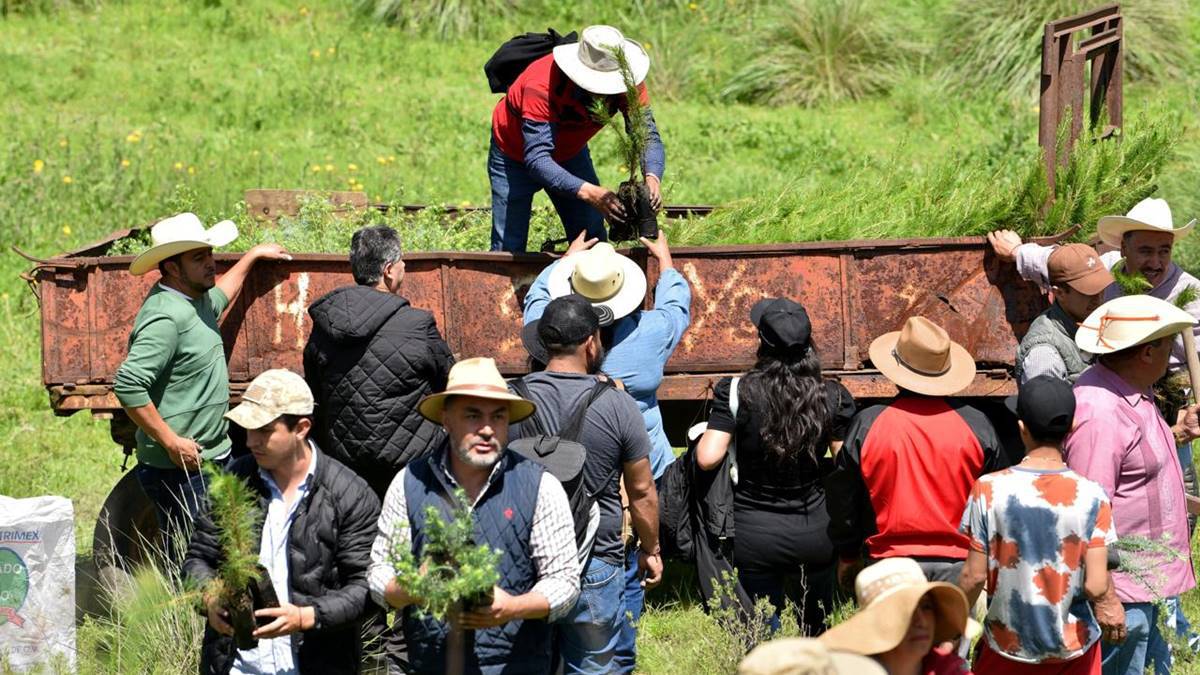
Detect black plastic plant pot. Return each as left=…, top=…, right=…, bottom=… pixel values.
left=609, top=180, right=658, bottom=241
left=229, top=591, right=258, bottom=650
left=250, top=564, right=280, bottom=628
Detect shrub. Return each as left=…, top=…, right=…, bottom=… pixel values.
left=721, top=0, right=909, bottom=107
left=941, top=0, right=1193, bottom=101
left=354, top=0, right=516, bottom=38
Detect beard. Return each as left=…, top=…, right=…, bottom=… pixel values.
left=453, top=438, right=502, bottom=469
left=586, top=341, right=606, bottom=375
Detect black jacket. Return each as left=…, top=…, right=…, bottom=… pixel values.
left=304, top=285, right=454, bottom=497
left=183, top=449, right=382, bottom=675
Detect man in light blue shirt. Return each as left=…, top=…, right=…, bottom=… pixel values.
left=184, top=369, right=381, bottom=675
left=521, top=232, right=690, bottom=672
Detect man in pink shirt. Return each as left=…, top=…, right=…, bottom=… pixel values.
left=1066, top=295, right=1200, bottom=674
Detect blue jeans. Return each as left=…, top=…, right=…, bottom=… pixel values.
left=134, top=458, right=224, bottom=562
left=559, top=557, right=624, bottom=674
left=487, top=141, right=606, bottom=252
left=614, top=548, right=643, bottom=673
left=1103, top=602, right=1166, bottom=675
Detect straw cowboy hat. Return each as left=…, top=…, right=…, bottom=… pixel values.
left=868, top=316, right=976, bottom=396
left=1097, top=197, right=1195, bottom=248
left=1074, top=294, right=1197, bottom=355
left=821, top=557, right=971, bottom=657
left=552, top=25, right=650, bottom=96
left=547, top=242, right=647, bottom=324
left=738, top=637, right=885, bottom=675
left=417, top=357, right=535, bottom=424
left=129, top=213, right=239, bottom=276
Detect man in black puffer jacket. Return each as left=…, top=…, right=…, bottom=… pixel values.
left=304, top=224, right=455, bottom=498
left=183, top=369, right=381, bottom=675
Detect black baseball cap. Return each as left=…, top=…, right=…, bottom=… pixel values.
left=1006, top=375, right=1076, bottom=440
left=521, top=294, right=606, bottom=364
left=750, top=297, right=812, bottom=351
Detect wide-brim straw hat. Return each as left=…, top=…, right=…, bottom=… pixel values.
left=552, top=25, right=649, bottom=96
left=738, top=637, right=886, bottom=675
left=547, top=242, right=647, bottom=323
left=868, top=316, right=976, bottom=396
left=417, top=357, right=535, bottom=424
left=130, top=212, right=238, bottom=276
left=821, top=557, right=970, bottom=657
left=1075, top=294, right=1196, bottom=355
left=1097, top=197, right=1195, bottom=248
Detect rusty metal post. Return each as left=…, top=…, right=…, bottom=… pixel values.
left=1039, top=4, right=1124, bottom=190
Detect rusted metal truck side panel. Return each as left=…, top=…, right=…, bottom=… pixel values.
left=35, top=234, right=1046, bottom=419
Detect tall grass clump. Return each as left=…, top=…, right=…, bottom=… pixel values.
left=722, top=0, right=909, bottom=107
left=354, top=0, right=516, bottom=38
left=0, top=0, right=104, bottom=16
left=675, top=108, right=1179, bottom=245
left=941, top=0, right=1193, bottom=101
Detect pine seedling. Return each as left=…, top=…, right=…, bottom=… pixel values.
left=201, top=465, right=264, bottom=606
left=1174, top=285, right=1199, bottom=309
left=389, top=488, right=501, bottom=621
left=588, top=44, right=649, bottom=186
left=1110, top=259, right=1153, bottom=296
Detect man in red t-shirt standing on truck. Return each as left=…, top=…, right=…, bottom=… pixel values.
left=489, top=25, right=666, bottom=252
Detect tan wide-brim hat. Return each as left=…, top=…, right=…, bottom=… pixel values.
left=1097, top=197, right=1195, bottom=248
left=552, top=25, right=650, bottom=96
left=821, top=557, right=970, bottom=657
left=130, top=213, right=239, bottom=276
left=418, top=357, right=535, bottom=424
left=868, top=316, right=976, bottom=396
left=1075, top=294, right=1196, bottom=355
left=547, top=242, right=647, bottom=323
left=738, top=637, right=885, bottom=675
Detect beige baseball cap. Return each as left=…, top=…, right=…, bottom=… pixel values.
left=225, top=369, right=315, bottom=429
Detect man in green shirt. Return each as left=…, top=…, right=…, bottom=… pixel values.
left=114, top=213, right=290, bottom=558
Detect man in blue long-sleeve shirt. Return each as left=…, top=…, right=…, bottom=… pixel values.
left=489, top=25, right=666, bottom=252
left=522, top=231, right=691, bottom=672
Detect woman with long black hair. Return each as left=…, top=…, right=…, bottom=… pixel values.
left=697, top=297, right=855, bottom=635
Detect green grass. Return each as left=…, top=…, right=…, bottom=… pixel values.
left=1, top=0, right=1200, bottom=671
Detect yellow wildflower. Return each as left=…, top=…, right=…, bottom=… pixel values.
left=324, top=163, right=334, bottom=172
left=58, top=138, right=68, bottom=148
left=459, top=200, right=471, bottom=207
left=62, top=225, right=72, bottom=235
left=618, top=165, right=628, bottom=174
left=311, top=165, right=322, bottom=173
left=126, top=130, right=142, bottom=143
left=299, top=6, right=308, bottom=16
left=387, top=155, right=396, bottom=163
left=688, top=2, right=697, bottom=9
left=251, top=149, right=260, bottom=157
left=187, top=166, right=196, bottom=175
left=347, top=177, right=357, bottom=185
left=311, top=49, right=321, bottom=59
left=376, top=156, right=387, bottom=165
left=347, top=163, right=358, bottom=172
left=33, top=159, right=44, bottom=174
left=61, top=175, right=73, bottom=185
left=173, top=162, right=184, bottom=170
left=327, top=47, right=336, bottom=55
left=644, top=42, right=652, bottom=51
left=120, top=159, right=131, bottom=168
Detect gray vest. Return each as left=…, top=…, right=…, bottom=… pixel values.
left=1015, top=302, right=1089, bottom=384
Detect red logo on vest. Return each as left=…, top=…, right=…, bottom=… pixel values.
left=504, top=507, right=514, bottom=521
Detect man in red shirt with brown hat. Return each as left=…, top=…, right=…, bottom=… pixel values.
left=489, top=24, right=666, bottom=252
left=826, top=316, right=1007, bottom=587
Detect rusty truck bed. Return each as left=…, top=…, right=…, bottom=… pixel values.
left=31, top=232, right=1047, bottom=424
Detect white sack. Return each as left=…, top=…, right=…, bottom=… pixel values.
left=0, top=495, right=75, bottom=672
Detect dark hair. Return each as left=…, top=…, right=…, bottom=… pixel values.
left=1097, top=335, right=1167, bottom=368
left=738, top=343, right=829, bottom=463
left=350, top=224, right=402, bottom=286
left=157, top=253, right=183, bottom=276
left=1029, top=428, right=1069, bottom=446
left=279, top=414, right=312, bottom=431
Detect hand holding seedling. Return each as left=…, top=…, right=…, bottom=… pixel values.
left=639, top=231, right=672, bottom=270
left=645, top=175, right=662, bottom=212
left=1173, top=404, right=1200, bottom=444
left=459, top=586, right=524, bottom=629
left=253, top=602, right=314, bottom=638
left=205, top=595, right=234, bottom=637
left=578, top=183, right=626, bottom=223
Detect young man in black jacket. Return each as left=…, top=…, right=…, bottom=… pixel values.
left=303, top=224, right=455, bottom=498
left=184, top=369, right=381, bottom=675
